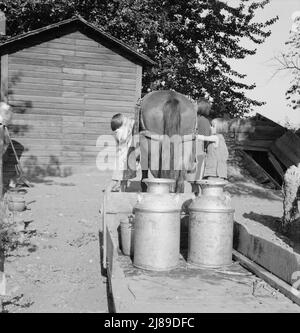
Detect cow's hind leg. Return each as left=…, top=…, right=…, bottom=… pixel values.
left=175, top=171, right=185, bottom=193
left=141, top=169, right=148, bottom=192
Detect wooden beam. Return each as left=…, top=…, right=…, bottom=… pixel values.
left=268, top=152, right=285, bottom=178
left=233, top=249, right=300, bottom=307
left=235, top=145, right=269, bottom=152
left=270, top=142, right=294, bottom=168
left=0, top=125, right=4, bottom=198
left=135, top=64, right=142, bottom=103
left=1, top=54, right=8, bottom=102
left=239, top=149, right=281, bottom=189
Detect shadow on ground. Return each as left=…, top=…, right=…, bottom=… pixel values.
left=226, top=181, right=282, bottom=201
left=243, top=211, right=300, bottom=255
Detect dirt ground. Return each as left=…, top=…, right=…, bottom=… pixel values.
left=1, top=168, right=112, bottom=313
left=1, top=158, right=299, bottom=313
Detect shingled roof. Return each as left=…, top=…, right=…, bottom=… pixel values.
left=0, top=15, right=156, bottom=67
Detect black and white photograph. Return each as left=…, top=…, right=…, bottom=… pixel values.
left=0, top=0, right=299, bottom=317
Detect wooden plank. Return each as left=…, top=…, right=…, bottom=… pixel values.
left=84, top=93, right=135, bottom=102
left=229, top=119, right=280, bottom=133
left=61, top=139, right=101, bottom=146
left=75, top=44, right=129, bottom=54
left=0, top=126, right=4, bottom=197
left=37, top=38, right=123, bottom=56
left=11, top=101, right=85, bottom=111
left=238, top=139, right=273, bottom=149
left=84, top=87, right=136, bottom=95
left=9, top=126, right=62, bottom=134
left=233, top=250, right=300, bottom=307
left=11, top=138, right=62, bottom=145
left=10, top=89, right=62, bottom=97
left=63, top=79, right=135, bottom=89
left=9, top=69, right=85, bottom=81
left=84, top=106, right=133, bottom=113
left=12, top=121, right=84, bottom=130
left=253, top=125, right=286, bottom=137
left=51, top=36, right=76, bottom=45
left=1, top=53, right=8, bottom=102
left=85, top=85, right=136, bottom=93
left=10, top=83, right=84, bottom=93
left=9, top=63, right=62, bottom=73
left=11, top=132, right=64, bottom=140
left=10, top=52, right=63, bottom=62
left=9, top=69, right=136, bottom=85
left=85, top=99, right=134, bottom=107
left=10, top=57, right=85, bottom=70
left=86, top=75, right=136, bottom=85
left=9, top=76, right=62, bottom=86
left=248, top=132, right=284, bottom=141
left=63, top=54, right=135, bottom=66
left=268, top=152, right=285, bottom=178
left=11, top=119, right=62, bottom=127
left=235, top=145, right=269, bottom=152
left=49, top=48, right=75, bottom=56
left=238, top=149, right=281, bottom=188
left=276, top=131, right=300, bottom=158
left=62, top=67, right=137, bottom=79
left=135, top=65, right=142, bottom=103
left=39, top=42, right=78, bottom=51
left=274, top=140, right=300, bottom=165
left=10, top=95, right=85, bottom=104
left=11, top=108, right=84, bottom=117
left=84, top=64, right=136, bottom=73
left=61, top=127, right=107, bottom=134
left=75, top=50, right=125, bottom=61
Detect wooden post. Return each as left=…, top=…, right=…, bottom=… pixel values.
left=0, top=125, right=3, bottom=198
left=0, top=125, right=4, bottom=302
left=0, top=53, right=8, bottom=103
left=102, top=189, right=107, bottom=270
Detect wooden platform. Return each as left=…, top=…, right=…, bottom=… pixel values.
left=103, top=192, right=300, bottom=313
left=110, top=250, right=300, bottom=313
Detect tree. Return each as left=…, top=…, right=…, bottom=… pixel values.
left=274, top=13, right=300, bottom=111
left=0, top=0, right=278, bottom=117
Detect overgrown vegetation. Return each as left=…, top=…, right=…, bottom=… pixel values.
left=0, top=200, right=21, bottom=256
left=274, top=13, right=300, bottom=111
left=0, top=0, right=278, bottom=117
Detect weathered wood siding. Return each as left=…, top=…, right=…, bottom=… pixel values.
left=7, top=30, right=142, bottom=174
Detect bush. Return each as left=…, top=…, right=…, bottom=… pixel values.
left=0, top=200, right=21, bottom=256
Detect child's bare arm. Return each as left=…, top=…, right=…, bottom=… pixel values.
left=197, top=134, right=218, bottom=142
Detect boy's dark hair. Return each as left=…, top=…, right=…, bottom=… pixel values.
left=197, top=98, right=212, bottom=116
left=111, top=113, right=124, bottom=131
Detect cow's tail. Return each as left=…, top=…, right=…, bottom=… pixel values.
left=160, top=93, right=181, bottom=187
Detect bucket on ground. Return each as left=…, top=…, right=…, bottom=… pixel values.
left=120, top=215, right=135, bottom=256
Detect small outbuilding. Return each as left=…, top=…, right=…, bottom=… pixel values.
left=0, top=15, right=154, bottom=179
left=231, top=113, right=300, bottom=189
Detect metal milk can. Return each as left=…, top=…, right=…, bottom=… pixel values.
left=188, top=179, right=235, bottom=268
left=133, top=178, right=181, bottom=271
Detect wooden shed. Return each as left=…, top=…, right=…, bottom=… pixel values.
left=231, top=113, right=300, bottom=189
left=0, top=16, right=154, bottom=180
